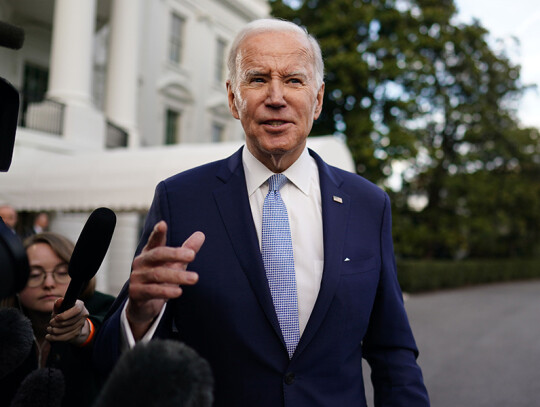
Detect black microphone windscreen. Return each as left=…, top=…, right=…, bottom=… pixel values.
left=10, top=368, right=65, bottom=407
left=0, top=21, right=25, bottom=50
left=94, top=340, right=214, bottom=407
left=69, top=207, right=116, bottom=282
left=0, top=309, right=33, bottom=379
left=0, top=77, right=20, bottom=172
left=58, top=207, right=116, bottom=313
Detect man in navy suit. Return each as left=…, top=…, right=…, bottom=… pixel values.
left=94, top=18, right=429, bottom=406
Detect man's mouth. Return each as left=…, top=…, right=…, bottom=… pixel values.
left=264, top=120, right=287, bottom=127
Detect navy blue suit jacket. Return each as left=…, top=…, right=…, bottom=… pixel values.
left=94, top=147, right=429, bottom=406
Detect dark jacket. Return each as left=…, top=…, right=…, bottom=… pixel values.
left=94, top=148, right=429, bottom=406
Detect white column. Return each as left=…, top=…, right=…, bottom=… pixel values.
left=48, top=0, right=96, bottom=106
left=103, top=212, right=140, bottom=296
left=50, top=211, right=88, bottom=244
left=32, top=0, right=106, bottom=149
left=105, top=0, right=142, bottom=148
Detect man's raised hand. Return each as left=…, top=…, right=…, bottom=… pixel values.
left=127, top=221, right=205, bottom=339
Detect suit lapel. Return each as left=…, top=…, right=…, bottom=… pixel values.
left=212, top=148, right=284, bottom=343
left=294, top=149, right=350, bottom=358
left=213, top=148, right=351, bottom=359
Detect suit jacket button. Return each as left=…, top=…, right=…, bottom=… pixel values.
left=284, top=372, right=295, bottom=385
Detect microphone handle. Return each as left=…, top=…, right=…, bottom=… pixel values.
left=49, top=279, right=88, bottom=370
left=57, top=278, right=87, bottom=314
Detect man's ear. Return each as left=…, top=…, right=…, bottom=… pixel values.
left=313, top=82, right=325, bottom=120
left=226, top=80, right=240, bottom=120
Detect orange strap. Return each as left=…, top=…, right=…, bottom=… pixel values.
left=79, top=318, right=95, bottom=347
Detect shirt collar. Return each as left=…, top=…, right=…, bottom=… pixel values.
left=242, top=145, right=316, bottom=196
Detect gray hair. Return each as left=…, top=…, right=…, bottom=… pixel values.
left=227, top=18, right=324, bottom=91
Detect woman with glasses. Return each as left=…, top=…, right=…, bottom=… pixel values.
left=1, top=232, right=115, bottom=407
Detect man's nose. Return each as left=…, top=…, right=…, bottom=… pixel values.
left=265, top=79, right=286, bottom=107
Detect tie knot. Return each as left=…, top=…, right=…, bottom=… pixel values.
left=268, top=174, right=287, bottom=192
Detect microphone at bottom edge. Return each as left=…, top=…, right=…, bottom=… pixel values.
left=10, top=368, right=65, bottom=407
left=94, top=339, right=214, bottom=407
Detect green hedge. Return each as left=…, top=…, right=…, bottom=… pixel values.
left=397, top=258, right=540, bottom=293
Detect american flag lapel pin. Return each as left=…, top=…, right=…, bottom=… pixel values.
left=333, top=195, right=343, bottom=204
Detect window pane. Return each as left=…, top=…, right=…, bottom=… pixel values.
left=165, top=109, right=180, bottom=145
left=215, top=38, right=227, bottom=82
left=21, top=63, right=49, bottom=126
left=169, top=14, right=185, bottom=64
left=212, top=123, right=224, bottom=142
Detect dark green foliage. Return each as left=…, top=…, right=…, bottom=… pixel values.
left=397, top=259, right=540, bottom=293
left=270, top=0, right=540, bottom=259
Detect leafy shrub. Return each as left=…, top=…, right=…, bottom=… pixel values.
left=397, top=259, right=540, bottom=293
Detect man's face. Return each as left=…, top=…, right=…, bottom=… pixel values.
left=227, top=31, right=324, bottom=172
left=35, top=213, right=49, bottom=229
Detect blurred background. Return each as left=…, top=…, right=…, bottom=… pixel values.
left=1, top=1, right=539, bottom=404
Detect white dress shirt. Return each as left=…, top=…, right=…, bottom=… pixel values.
left=121, top=145, right=324, bottom=346
left=242, top=146, right=324, bottom=334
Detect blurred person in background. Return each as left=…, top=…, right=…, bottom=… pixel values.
left=22, top=211, right=50, bottom=239
left=0, top=203, right=18, bottom=235
left=0, top=232, right=115, bottom=407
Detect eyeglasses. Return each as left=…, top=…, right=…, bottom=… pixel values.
left=26, top=264, right=70, bottom=287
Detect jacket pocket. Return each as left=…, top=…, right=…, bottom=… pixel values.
left=340, top=255, right=377, bottom=275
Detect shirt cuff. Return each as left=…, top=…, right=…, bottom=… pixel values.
left=120, top=299, right=167, bottom=350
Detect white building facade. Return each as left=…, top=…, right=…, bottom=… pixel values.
left=0, top=0, right=355, bottom=295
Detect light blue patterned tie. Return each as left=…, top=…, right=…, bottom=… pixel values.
left=262, top=174, right=300, bottom=358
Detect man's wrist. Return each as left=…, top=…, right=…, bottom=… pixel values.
left=127, top=315, right=154, bottom=340
left=126, top=302, right=155, bottom=340
left=123, top=299, right=166, bottom=343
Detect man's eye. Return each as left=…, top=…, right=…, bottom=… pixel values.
left=250, top=77, right=265, bottom=83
